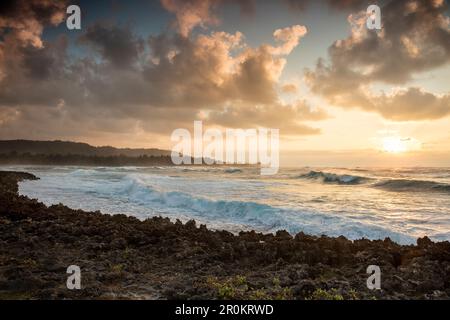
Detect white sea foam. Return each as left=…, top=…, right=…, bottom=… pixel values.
left=297, top=170, right=370, bottom=185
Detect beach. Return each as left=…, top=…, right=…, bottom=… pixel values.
left=1, top=170, right=449, bottom=300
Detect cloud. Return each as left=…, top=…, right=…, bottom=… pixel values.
left=0, top=34, right=85, bottom=108
left=208, top=100, right=328, bottom=135
left=145, top=25, right=308, bottom=108
left=0, top=0, right=67, bottom=48
left=1, top=5, right=320, bottom=142
left=305, top=0, right=450, bottom=121
left=80, top=23, right=144, bottom=69
left=283, top=0, right=368, bottom=11
left=370, top=87, right=450, bottom=121
left=0, top=1, right=79, bottom=109
left=160, top=0, right=255, bottom=37
left=281, top=83, right=298, bottom=94
left=270, top=25, right=308, bottom=55
left=0, top=0, right=68, bottom=82
left=327, top=0, right=368, bottom=10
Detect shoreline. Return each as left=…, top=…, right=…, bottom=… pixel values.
left=1, top=171, right=449, bottom=300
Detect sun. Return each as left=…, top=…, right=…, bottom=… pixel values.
left=382, top=137, right=408, bottom=153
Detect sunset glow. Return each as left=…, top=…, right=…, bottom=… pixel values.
left=382, top=137, right=408, bottom=153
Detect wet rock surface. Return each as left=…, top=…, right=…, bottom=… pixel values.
left=0, top=171, right=449, bottom=300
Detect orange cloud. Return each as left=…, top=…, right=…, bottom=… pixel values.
left=160, top=0, right=255, bottom=37
left=281, top=84, right=298, bottom=94
left=305, top=0, right=450, bottom=121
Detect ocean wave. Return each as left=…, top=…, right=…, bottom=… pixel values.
left=297, top=171, right=370, bottom=185
left=117, top=175, right=415, bottom=244
left=69, top=168, right=100, bottom=176
left=121, top=176, right=287, bottom=229
left=181, top=167, right=215, bottom=173
left=224, top=168, right=242, bottom=174
left=373, top=179, right=450, bottom=193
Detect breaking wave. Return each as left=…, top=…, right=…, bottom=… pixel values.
left=297, top=171, right=370, bottom=185
left=224, top=168, right=243, bottom=174
left=117, top=175, right=415, bottom=244
left=373, top=179, right=450, bottom=193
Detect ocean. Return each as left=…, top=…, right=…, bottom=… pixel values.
left=6, top=165, right=450, bottom=245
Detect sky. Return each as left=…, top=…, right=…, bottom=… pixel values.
left=0, top=0, right=449, bottom=166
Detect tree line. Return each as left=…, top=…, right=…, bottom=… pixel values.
left=0, top=152, right=176, bottom=166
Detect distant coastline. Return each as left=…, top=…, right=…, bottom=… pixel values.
left=0, top=153, right=175, bottom=166
left=0, top=140, right=172, bottom=157
left=0, top=139, right=171, bottom=166
left=0, top=140, right=257, bottom=167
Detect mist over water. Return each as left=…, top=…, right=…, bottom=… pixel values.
left=8, top=165, right=450, bottom=245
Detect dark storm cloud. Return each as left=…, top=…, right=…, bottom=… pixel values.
left=80, top=23, right=144, bottom=69
left=0, top=1, right=76, bottom=109
left=305, top=0, right=450, bottom=121
left=22, top=37, right=68, bottom=80
left=0, top=34, right=85, bottom=108
left=0, top=0, right=67, bottom=24
left=283, top=0, right=369, bottom=11
left=0, top=0, right=67, bottom=48
left=327, top=0, right=369, bottom=10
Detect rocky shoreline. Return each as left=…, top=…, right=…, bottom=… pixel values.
left=1, top=171, right=449, bottom=300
